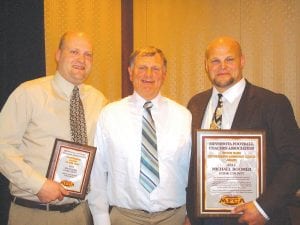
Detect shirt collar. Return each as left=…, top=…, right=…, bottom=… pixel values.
left=132, top=91, right=162, bottom=110
left=53, top=71, right=84, bottom=98
left=212, top=78, right=246, bottom=103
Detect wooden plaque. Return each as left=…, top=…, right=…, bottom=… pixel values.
left=46, top=139, right=96, bottom=199
left=195, top=130, right=266, bottom=217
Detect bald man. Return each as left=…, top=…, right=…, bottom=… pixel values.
left=0, top=31, right=107, bottom=225
left=185, top=36, right=300, bottom=225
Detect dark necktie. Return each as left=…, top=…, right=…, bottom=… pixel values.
left=70, top=86, right=88, bottom=145
left=139, top=101, right=159, bottom=192
left=210, top=93, right=223, bottom=129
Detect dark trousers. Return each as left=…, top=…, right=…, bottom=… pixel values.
left=0, top=173, right=10, bottom=225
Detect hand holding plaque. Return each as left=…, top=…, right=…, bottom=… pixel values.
left=46, top=139, right=96, bottom=199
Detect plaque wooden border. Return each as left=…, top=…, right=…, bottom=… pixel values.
left=195, top=130, right=266, bottom=217
left=46, top=138, right=96, bottom=199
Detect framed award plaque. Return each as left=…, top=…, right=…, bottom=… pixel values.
left=195, top=130, right=266, bottom=217
left=46, top=138, right=96, bottom=199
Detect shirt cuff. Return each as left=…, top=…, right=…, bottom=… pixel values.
left=253, top=200, right=270, bottom=220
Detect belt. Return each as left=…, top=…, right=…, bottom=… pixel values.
left=141, top=206, right=181, bottom=214
left=113, top=205, right=181, bottom=214
left=11, top=196, right=80, bottom=212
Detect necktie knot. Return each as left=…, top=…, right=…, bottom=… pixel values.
left=217, top=94, right=223, bottom=107
left=72, top=86, right=80, bottom=95
left=143, top=101, right=154, bottom=124
left=143, top=101, right=153, bottom=110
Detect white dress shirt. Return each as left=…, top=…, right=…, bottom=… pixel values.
left=88, top=92, right=192, bottom=225
left=201, top=78, right=269, bottom=220
left=202, top=78, right=245, bottom=130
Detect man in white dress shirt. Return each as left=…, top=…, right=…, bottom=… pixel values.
left=88, top=46, right=192, bottom=225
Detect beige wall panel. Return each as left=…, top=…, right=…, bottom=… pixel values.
left=134, top=0, right=300, bottom=124
left=44, top=0, right=121, bottom=102
left=241, top=0, right=300, bottom=124
left=134, top=0, right=241, bottom=105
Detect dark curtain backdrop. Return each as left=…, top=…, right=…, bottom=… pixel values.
left=0, top=0, right=45, bottom=109
left=0, top=1, right=45, bottom=225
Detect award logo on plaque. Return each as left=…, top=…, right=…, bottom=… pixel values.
left=195, top=130, right=266, bottom=217
left=46, top=138, right=96, bottom=199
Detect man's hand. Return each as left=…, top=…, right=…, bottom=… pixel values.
left=183, top=216, right=191, bottom=225
left=37, top=179, right=69, bottom=203
left=232, top=202, right=267, bottom=225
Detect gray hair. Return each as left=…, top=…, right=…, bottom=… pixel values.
left=128, top=46, right=167, bottom=70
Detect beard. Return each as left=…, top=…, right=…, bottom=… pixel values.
left=212, top=76, right=235, bottom=89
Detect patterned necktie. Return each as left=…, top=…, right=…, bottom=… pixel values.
left=70, top=86, right=88, bottom=145
left=139, top=101, right=159, bottom=193
left=210, top=93, right=223, bottom=129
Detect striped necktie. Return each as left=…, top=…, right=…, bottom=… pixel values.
left=70, top=86, right=88, bottom=145
left=210, top=93, right=223, bottom=129
left=139, top=101, right=159, bottom=192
